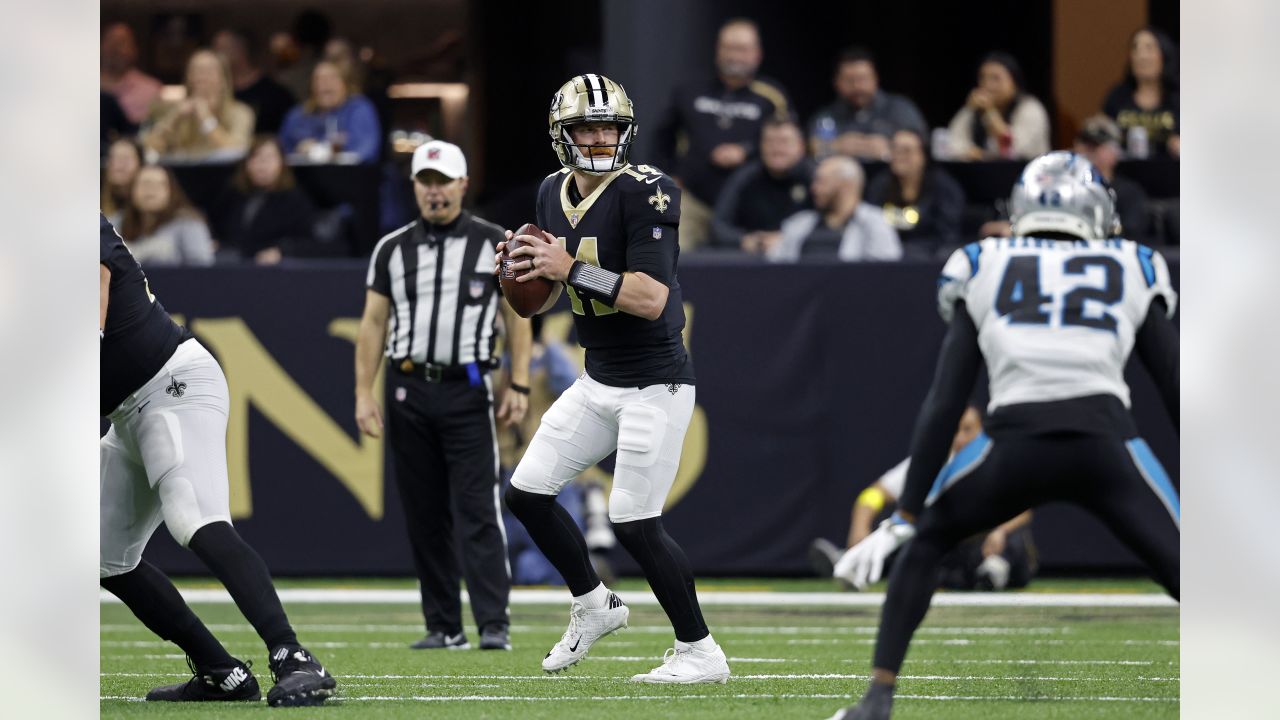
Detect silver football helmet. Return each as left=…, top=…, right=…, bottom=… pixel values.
left=1009, top=151, right=1120, bottom=239
left=548, top=74, right=636, bottom=174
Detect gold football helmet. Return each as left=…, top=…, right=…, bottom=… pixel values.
left=548, top=74, right=636, bottom=174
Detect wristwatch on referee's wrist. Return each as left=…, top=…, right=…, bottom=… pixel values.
left=509, top=382, right=530, bottom=395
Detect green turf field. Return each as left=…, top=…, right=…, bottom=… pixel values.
left=101, top=579, right=1178, bottom=719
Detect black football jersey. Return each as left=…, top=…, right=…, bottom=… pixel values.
left=535, top=164, right=694, bottom=388
left=100, top=212, right=192, bottom=414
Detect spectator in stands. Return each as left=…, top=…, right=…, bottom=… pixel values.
left=141, top=49, right=255, bottom=161
left=768, top=156, right=901, bottom=262
left=865, top=129, right=966, bottom=260
left=212, top=29, right=297, bottom=135
left=101, top=22, right=162, bottom=127
left=119, top=165, right=215, bottom=266
left=654, top=18, right=791, bottom=250
left=1102, top=27, right=1180, bottom=158
left=101, top=138, right=144, bottom=224
left=946, top=52, right=1049, bottom=161
left=711, top=116, right=814, bottom=254
left=809, top=407, right=1038, bottom=592
left=279, top=60, right=382, bottom=164
left=1074, top=115, right=1150, bottom=242
left=809, top=47, right=927, bottom=161
left=101, top=91, right=135, bottom=158
left=210, top=136, right=317, bottom=265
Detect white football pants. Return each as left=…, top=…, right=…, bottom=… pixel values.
left=100, top=339, right=232, bottom=578
left=510, top=372, right=694, bottom=523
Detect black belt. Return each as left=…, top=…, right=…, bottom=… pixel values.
left=390, top=357, right=499, bottom=383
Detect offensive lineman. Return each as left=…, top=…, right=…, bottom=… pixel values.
left=495, top=74, right=731, bottom=683
left=825, top=152, right=1179, bottom=719
left=100, top=213, right=336, bottom=705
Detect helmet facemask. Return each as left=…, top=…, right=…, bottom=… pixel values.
left=555, top=120, right=635, bottom=174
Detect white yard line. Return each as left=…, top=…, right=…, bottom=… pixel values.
left=101, top=692, right=1178, bottom=703
left=99, top=671, right=1177, bottom=682
left=99, top=588, right=1177, bottom=608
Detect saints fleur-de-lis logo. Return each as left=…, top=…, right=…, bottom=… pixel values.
left=648, top=188, right=671, bottom=213
left=165, top=377, right=187, bottom=397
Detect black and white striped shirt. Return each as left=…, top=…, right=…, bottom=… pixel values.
left=367, top=211, right=504, bottom=366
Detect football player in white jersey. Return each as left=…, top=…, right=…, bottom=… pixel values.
left=824, top=152, right=1179, bottom=720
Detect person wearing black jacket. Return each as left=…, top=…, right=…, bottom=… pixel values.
left=210, top=136, right=316, bottom=263
left=826, top=153, right=1179, bottom=720
left=710, top=115, right=812, bottom=254
left=864, top=129, right=965, bottom=260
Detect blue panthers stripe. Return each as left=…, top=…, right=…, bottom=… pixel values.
left=1136, top=245, right=1157, bottom=288
left=1125, top=438, right=1180, bottom=528
left=963, top=242, right=981, bottom=274
left=925, top=432, right=992, bottom=506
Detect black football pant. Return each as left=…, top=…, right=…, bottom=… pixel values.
left=387, top=375, right=511, bottom=634
left=873, top=431, right=1179, bottom=674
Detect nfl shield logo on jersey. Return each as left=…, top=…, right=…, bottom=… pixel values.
left=469, top=279, right=485, bottom=299
left=652, top=226, right=663, bottom=240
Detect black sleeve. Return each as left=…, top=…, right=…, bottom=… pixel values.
left=710, top=165, right=753, bottom=248
left=899, top=302, right=985, bottom=517
left=623, top=176, right=681, bottom=285
left=1134, top=298, right=1179, bottom=431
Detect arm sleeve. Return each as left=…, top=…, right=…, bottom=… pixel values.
left=623, top=176, right=681, bottom=285
left=366, top=234, right=393, bottom=295
left=710, top=165, right=753, bottom=248
left=898, top=303, right=984, bottom=517
left=947, top=108, right=976, bottom=157
left=346, top=98, right=383, bottom=163
left=1010, top=97, right=1051, bottom=158
left=277, top=106, right=306, bottom=153
left=1134, top=297, right=1179, bottom=431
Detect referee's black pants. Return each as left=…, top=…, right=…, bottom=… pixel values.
left=386, top=374, right=510, bottom=635
left=873, top=431, right=1179, bottom=674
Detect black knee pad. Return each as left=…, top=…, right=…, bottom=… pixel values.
left=504, top=485, right=556, bottom=519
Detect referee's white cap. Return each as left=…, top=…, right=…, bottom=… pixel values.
left=411, top=140, right=467, bottom=179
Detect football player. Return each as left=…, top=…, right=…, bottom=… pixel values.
left=100, top=213, right=336, bottom=705
left=825, top=152, right=1179, bottom=719
left=494, top=74, right=731, bottom=683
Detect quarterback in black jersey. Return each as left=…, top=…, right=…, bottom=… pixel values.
left=100, top=213, right=336, bottom=706
left=496, top=74, right=729, bottom=683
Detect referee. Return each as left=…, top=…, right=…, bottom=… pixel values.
left=354, top=140, right=532, bottom=651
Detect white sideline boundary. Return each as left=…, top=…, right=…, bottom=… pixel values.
left=99, top=588, right=1177, bottom=608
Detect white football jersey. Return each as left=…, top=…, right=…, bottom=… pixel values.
left=938, top=237, right=1177, bottom=411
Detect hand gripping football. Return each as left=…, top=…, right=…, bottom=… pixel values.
left=500, top=223, right=555, bottom=318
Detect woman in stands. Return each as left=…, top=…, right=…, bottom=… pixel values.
left=101, top=138, right=144, bottom=224
left=945, top=52, right=1050, bottom=161
left=1102, top=27, right=1180, bottom=158
left=210, top=136, right=317, bottom=265
left=118, top=165, right=215, bottom=267
left=142, top=49, right=255, bottom=161
left=864, top=129, right=966, bottom=260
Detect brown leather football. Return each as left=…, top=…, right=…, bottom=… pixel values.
left=500, top=223, right=555, bottom=318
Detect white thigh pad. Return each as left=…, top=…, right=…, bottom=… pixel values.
left=511, top=381, right=617, bottom=496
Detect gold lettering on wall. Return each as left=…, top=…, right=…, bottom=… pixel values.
left=189, top=317, right=384, bottom=519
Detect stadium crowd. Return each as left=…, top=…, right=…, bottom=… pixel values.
left=101, top=14, right=1179, bottom=267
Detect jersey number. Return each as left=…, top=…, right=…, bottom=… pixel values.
left=994, top=255, right=1122, bottom=332
left=558, top=236, right=618, bottom=317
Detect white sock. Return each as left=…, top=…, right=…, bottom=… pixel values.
left=685, top=634, right=717, bottom=652
left=574, top=583, right=609, bottom=610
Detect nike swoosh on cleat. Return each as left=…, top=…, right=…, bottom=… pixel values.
left=568, top=636, right=582, bottom=652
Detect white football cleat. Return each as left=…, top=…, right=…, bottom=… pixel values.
left=630, top=643, right=731, bottom=684
left=541, top=593, right=629, bottom=673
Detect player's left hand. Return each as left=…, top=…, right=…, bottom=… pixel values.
left=496, top=386, right=529, bottom=428
left=508, top=231, right=573, bottom=283
left=832, top=514, right=917, bottom=591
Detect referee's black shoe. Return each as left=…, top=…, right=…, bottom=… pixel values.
left=480, top=624, right=512, bottom=650
left=411, top=630, right=471, bottom=649
left=266, top=645, right=336, bottom=707
left=145, top=656, right=260, bottom=702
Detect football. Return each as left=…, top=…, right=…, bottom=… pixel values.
left=500, top=223, right=555, bottom=318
